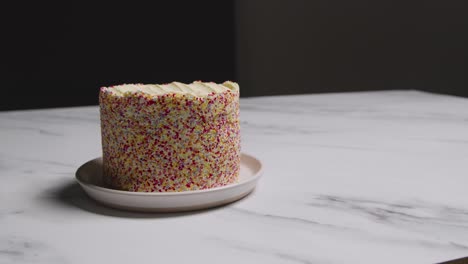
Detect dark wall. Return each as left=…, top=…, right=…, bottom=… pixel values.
left=2, top=1, right=468, bottom=110
left=237, top=0, right=468, bottom=97
left=1, top=1, right=235, bottom=111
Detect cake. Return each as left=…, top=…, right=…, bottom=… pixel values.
left=99, top=81, right=240, bottom=192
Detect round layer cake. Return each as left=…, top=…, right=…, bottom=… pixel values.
left=99, top=81, right=240, bottom=192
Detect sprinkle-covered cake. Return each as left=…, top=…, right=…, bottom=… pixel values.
left=99, top=81, right=240, bottom=192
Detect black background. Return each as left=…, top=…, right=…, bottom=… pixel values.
left=1, top=1, right=235, bottom=110
left=1, top=1, right=467, bottom=110
left=236, top=0, right=468, bottom=97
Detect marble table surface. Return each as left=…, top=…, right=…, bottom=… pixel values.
left=1, top=90, right=468, bottom=264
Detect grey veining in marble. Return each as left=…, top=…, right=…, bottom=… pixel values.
left=1, top=90, right=468, bottom=263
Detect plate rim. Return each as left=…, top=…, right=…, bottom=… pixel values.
left=75, top=153, right=263, bottom=197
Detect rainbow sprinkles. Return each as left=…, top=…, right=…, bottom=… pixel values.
left=99, top=81, right=240, bottom=192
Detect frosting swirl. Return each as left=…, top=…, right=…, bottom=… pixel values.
left=105, top=81, right=239, bottom=97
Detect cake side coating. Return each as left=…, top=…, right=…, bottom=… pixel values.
left=99, top=81, right=240, bottom=192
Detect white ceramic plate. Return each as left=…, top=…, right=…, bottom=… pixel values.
left=75, top=153, right=263, bottom=212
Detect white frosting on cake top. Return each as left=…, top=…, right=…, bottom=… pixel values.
left=107, top=81, right=239, bottom=97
